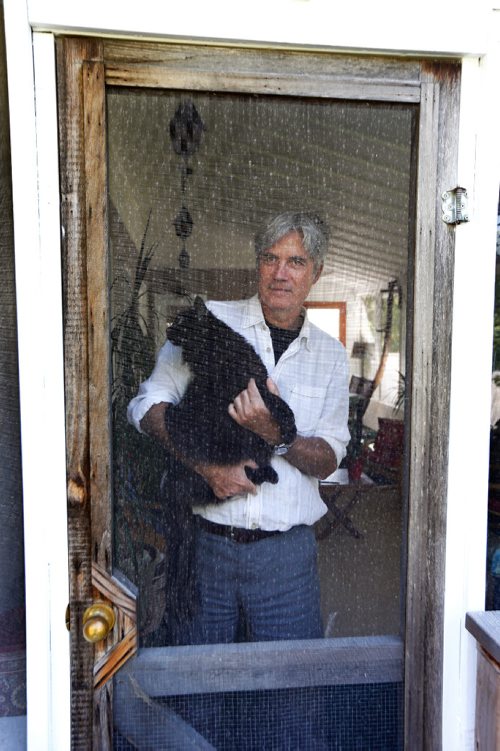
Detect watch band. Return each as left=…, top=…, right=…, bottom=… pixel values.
left=273, top=430, right=297, bottom=456
left=279, top=424, right=297, bottom=447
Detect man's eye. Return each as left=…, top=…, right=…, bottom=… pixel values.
left=260, top=254, right=277, bottom=265
left=289, top=257, right=306, bottom=267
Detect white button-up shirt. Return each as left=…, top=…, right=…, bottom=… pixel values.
left=127, top=295, right=350, bottom=531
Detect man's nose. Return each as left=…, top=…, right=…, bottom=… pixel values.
left=272, top=260, right=289, bottom=278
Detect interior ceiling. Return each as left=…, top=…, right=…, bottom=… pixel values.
left=108, top=88, right=415, bottom=299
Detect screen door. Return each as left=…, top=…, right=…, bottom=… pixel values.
left=57, top=38, right=460, bottom=750
left=108, top=87, right=411, bottom=751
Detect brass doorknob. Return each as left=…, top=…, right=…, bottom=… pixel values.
left=82, top=601, right=116, bottom=643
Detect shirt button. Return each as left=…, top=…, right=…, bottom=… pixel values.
left=266, top=346, right=271, bottom=352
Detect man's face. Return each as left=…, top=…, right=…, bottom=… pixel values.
left=257, top=231, right=322, bottom=323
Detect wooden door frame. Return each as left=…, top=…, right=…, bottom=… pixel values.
left=56, top=36, right=460, bottom=749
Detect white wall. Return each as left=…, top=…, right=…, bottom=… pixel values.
left=3, top=1, right=500, bottom=749
left=26, top=0, right=489, bottom=56
left=3, top=5, right=70, bottom=750
left=443, top=40, right=500, bottom=748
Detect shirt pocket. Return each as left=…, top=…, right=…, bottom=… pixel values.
left=288, top=384, right=327, bottom=435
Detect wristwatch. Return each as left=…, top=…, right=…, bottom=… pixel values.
left=273, top=426, right=297, bottom=456
left=273, top=442, right=294, bottom=456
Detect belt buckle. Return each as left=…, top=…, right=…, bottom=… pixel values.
left=229, top=526, right=237, bottom=541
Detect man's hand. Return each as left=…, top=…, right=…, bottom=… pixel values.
left=141, top=403, right=259, bottom=499
left=228, top=378, right=282, bottom=445
left=194, top=459, right=259, bottom=500
left=229, top=379, right=337, bottom=479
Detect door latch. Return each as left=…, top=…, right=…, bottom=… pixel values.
left=442, top=187, right=469, bottom=225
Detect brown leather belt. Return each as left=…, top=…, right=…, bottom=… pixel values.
left=196, top=516, right=282, bottom=544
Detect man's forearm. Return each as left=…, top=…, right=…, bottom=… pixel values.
left=139, top=402, right=257, bottom=498
left=284, top=435, right=337, bottom=480
left=227, top=377, right=337, bottom=480
left=140, top=402, right=209, bottom=470
left=139, top=402, right=171, bottom=449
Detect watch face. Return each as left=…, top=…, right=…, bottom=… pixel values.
left=274, top=444, right=289, bottom=456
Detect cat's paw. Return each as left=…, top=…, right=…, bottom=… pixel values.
left=245, top=465, right=279, bottom=485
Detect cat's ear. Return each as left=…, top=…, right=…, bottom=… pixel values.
left=194, top=295, right=208, bottom=319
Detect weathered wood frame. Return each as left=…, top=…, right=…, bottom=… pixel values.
left=56, top=37, right=460, bottom=750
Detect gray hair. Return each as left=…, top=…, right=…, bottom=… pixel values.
left=254, top=211, right=330, bottom=271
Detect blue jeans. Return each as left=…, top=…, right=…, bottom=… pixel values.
left=185, top=523, right=322, bottom=644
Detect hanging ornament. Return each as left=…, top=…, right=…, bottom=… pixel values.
left=173, top=206, right=194, bottom=270
left=173, top=205, right=194, bottom=240
left=169, top=101, right=206, bottom=270
left=169, top=101, right=205, bottom=158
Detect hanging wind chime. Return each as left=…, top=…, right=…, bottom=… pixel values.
left=169, top=100, right=205, bottom=269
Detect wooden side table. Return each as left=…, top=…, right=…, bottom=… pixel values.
left=466, top=611, right=500, bottom=749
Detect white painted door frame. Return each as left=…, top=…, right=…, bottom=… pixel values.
left=3, top=2, right=499, bottom=749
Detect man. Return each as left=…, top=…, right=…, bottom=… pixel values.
left=127, top=211, right=350, bottom=644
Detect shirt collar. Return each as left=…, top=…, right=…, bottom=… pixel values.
left=243, top=294, right=313, bottom=352
left=241, top=294, right=266, bottom=328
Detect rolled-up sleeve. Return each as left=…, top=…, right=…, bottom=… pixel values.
left=127, top=341, right=191, bottom=433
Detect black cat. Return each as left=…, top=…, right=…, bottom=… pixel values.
left=164, top=295, right=296, bottom=502
left=159, top=296, right=297, bottom=641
